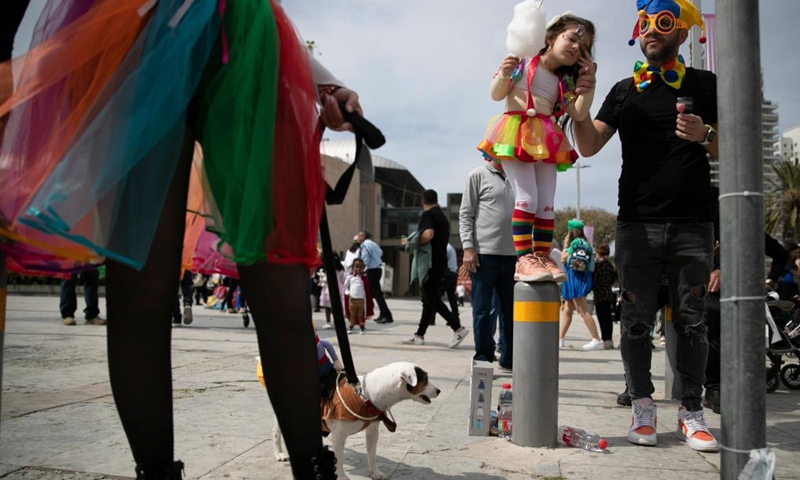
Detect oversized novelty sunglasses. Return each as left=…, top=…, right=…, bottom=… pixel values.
left=638, top=11, right=688, bottom=36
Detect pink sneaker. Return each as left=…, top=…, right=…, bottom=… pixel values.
left=514, top=254, right=553, bottom=282
left=534, top=251, right=567, bottom=282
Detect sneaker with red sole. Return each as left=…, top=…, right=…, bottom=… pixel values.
left=678, top=406, right=719, bottom=451
left=514, top=254, right=553, bottom=282
left=628, top=397, right=658, bottom=446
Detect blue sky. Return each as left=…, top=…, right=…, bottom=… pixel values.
left=14, top=0, right=800, bottom=214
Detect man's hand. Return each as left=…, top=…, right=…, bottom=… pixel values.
left=462, top=248, right=480, bottom=274
left=708, top=269, right=720, bottom=293
left=320, top=88, right=362, bottom=132
left=333, top=360, right=343, bottom=371
left=675, top=110, right=707, bottom=142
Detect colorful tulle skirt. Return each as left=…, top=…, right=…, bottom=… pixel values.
left=0, top=0, right=324, bottom=274
left=477, top=111, right=578, bottom=172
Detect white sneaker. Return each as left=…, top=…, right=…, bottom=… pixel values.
left=403, top=334, right=425, bottom=345
left=449, top=327, right=470, bottom=348
left=322, top=323, right=333, bottom=329
left=559, top=338, right=566, bottom=348
left=628, top=398, right=658, bottom=446
left=678, top=407, right=719, bottom=452
left=582, top=338, right=605, bottom=350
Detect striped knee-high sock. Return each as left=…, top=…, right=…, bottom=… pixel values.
left=533, top=217, right=554, bottom=254
left=512, top=209, right=535, bottom=257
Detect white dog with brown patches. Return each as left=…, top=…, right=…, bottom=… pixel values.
left=273, top=362, right=440, bottom=480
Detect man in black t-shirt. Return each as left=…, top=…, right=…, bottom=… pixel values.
left=572, top=0, right=719, bottom=452
left=402, top=189, right=469, bottom=348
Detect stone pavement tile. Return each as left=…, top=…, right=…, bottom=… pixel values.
left=389, top=452, right=536, bottom=479
left=0, top=402, right=122, bottom=467
left=560, top=464, right=720, bottom=480
left=3, top=383, right=113, bottom=418
left=196, top=442, right=291, bottom=480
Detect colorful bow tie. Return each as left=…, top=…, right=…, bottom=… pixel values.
left=633, top=54, right=686, bottom=92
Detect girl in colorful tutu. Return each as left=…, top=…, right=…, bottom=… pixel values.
left=477, top=10, right=597, bottom=283
left=0, top=0, right=361, bottom=478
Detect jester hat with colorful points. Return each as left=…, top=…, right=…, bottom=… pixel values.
left=628, top=0, right=706, bottom=46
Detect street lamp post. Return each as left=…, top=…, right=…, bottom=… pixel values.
left=574, top=162, right=591, bottom=220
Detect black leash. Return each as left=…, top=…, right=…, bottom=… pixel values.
left=319, top=103, right=385, bottom=386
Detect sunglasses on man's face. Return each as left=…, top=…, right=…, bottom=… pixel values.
left=638, top=11, right=688, bottom=37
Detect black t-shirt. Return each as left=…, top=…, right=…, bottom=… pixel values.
left=419, top=206, right=450, bottom=274
left=595, top=68, right=717, bottom=222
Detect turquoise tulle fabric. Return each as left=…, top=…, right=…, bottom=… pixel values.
left=16, top=0, right=220, bottom=269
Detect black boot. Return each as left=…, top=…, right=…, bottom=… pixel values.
left=617, top=383, right=632, bottom=407
left=703, top=387, right=721, bottom=414
left=135, top=460, right=184, bottom=480
left=306, top=446, right=337, bottom=480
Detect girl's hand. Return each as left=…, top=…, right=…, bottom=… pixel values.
left=498, top=56, right=520, bottom=79
left=574, top=47, right=597, bottom=95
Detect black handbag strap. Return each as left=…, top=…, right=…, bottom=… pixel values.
left=320, top=105, right=385, bottom=386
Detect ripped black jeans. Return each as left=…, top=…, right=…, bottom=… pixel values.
left=616, top=221, right=714, bottom=411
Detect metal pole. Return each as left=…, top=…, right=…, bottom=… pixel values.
left=574, top=164, right=590, bottom=220
left=717, top=1, right=765, bottom=478
left=512, top=281, right=560, bottom=447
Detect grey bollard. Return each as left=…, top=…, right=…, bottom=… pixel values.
left=512, top=280, right=560, bottom=448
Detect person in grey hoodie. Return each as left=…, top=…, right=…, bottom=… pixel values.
left=459, top=159, right=517, bottom=370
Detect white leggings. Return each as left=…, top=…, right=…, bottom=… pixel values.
left=501, top=160, right=557, bottom=218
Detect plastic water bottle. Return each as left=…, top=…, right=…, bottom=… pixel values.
left=497, top=383, right=513, bottom=439
left=557, top=425, right=608, bottom=452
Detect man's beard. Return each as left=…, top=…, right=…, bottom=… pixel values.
left=640, top=34, right=680, bottom=64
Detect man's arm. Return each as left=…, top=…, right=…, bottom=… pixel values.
left=573, top=118, right=616, bottom=158
left=419, top=229, right=435, bottom=245
left=459, top=173, right=481, bottom=273
left=704, top=123, right=718, bottom=161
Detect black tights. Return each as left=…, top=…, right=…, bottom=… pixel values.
left=106, top=132, right=323, bottom=478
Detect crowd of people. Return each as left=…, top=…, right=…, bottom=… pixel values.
left=0, top=0, right=784, bottom=478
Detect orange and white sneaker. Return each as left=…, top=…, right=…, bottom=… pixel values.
left=534, top=251, right=567, bottom=282
left=514, top=254, right=553, bottom=282
left=678, top=406, right=719, bottom=452
left=628, top=397, right=658, bottom=446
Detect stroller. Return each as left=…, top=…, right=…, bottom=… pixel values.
left=765, top=292, right=800, bottom=392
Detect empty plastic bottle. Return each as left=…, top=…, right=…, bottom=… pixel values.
left=497, top=383, right=513, bottom=439
left=557, top=425, right=607, bottom=452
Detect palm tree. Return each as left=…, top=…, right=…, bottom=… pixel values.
left=768, top=159, right=800, bottom=239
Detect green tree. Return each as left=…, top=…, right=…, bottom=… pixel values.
left=554, top=206, right=617, bottom=248
left=767, top=159, right=800, bottom=240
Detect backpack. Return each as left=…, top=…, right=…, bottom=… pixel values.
left=568, top=239, right=594, bottom=272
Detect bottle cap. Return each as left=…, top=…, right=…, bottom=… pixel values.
left=598, top=439, right=608, bottom=450
left=502, top=383, right=512, bottom=389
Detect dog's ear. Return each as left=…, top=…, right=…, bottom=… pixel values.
left=399, top=365, right=418, bottom=387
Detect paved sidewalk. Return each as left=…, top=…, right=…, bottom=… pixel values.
left=1, top=294, right=799, bottom=479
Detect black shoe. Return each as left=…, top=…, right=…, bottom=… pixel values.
left=172, top=317, right=182, bottom=327
left=375, top=317, right=393, bottom=324
left=616, top=384, right=632, bottom=407
left=135, top=460, right=184, bottom=479
left=703, top=387, right=721, bottom=414
left=308, top=446, right=338, bottom=479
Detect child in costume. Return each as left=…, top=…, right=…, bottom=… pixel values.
left=315, top=328, right=344, bottom=398
left=343, top=258, right=374, bottom=334
left=558, top=218, right=603, bottom=350
left=477, top=4, right=597, bottom=283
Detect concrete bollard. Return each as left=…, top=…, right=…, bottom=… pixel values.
left=512, top=280, right=560, bottom=448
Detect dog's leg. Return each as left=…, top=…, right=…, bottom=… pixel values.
left=272, top=424, right=289, bottom=462
left=329, top=421, right=351, bottom=480
left=365, top=422, right=387, bottom=480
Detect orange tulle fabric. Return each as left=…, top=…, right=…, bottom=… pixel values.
left=0, top=0, right=150, bottom=264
